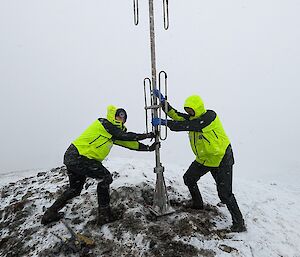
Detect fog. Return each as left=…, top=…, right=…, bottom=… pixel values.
left=0, top=0, right=299, bottom=184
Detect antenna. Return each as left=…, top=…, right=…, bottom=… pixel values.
left=133, top=0, right=174, bottom=216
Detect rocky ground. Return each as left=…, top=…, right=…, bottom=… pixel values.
left=0, top=165, right=246, bottom=257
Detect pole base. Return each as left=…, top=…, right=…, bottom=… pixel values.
left=148, top=205, right=175, bottom=217
left=150, top=165, right=174, bottom=217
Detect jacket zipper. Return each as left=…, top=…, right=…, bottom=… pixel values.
left=202, top=135, right=210, bottom=144
left=89, top=134, right=103, bottom=144
left=193, top=133, right=199, bottom=156
left=96, top=139, right=110, bottom=148
left=212, top=130, right=219, bottom=139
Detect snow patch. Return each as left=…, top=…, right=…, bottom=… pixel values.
left=1, top=158, right=300, bottom=257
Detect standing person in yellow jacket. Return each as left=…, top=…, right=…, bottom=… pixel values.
left=152, top=90, right=246, bottom=232
left=42, top=105, right=156, bottom=226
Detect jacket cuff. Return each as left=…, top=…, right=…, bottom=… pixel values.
left=138, top=143, right=149, bottom=151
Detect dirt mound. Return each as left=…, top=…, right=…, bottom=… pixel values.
left=0, top=167, right=234, bottom=257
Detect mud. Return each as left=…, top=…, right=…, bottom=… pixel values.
left=0, top=166, right=235, bottom=257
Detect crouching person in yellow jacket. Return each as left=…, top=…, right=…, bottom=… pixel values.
left=42, top=105, right=156, bottom=226
left=152, top=90, right=246, bottom=232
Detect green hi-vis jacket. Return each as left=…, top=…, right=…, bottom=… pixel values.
left=73, top=105, right=147, bottom=161
left=166, top=95, right=231, bottom=167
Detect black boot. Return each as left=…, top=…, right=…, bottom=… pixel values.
left=41, top=189, right=77, bottom=225
left=41, top=196, right=66, bottom=225
left=187, top=184, right=204, bottom=210
left=230, top=221, right=246, bottom=232
left=41, top=209, right=64, bottom=225
left=226, top=195, right=246, bottom=232
left=97, top=206, right=113, bottom=226
left=96, top=182, right=112, bottom=226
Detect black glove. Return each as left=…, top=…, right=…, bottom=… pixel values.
left=146, top=132, right=155, bottom=138
left=147, top=142, right=160, bottom=151
left=138, top=141, right=160, bottom=151
left=136, top=132, right=155, bottom=140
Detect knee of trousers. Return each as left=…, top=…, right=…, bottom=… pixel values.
left=103, top=173, right=113, bottom=185
left=97, top=174, right=113, bottom=189
left=183, top=174, right=197, bottom=186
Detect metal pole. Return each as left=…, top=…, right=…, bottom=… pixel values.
left=133, top=0, right=173, bottom=216
left=148, top=0, right=161, bottom=167
left=147, top=0, right=173, bottom=216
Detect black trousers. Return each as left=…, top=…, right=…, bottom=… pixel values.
left=183, top=161, right=233, bottom=205
left=183, top=160, right=244, bottom=224
left=59, top=144, right=113, bottom=208
left=65, top=165, right=112, bottom=208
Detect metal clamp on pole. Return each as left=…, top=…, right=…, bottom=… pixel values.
left=144, top=74, right=168, bottom=141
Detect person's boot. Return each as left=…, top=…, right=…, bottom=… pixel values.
left=187, top=184, right=204, bottom=210
left=230, top=221, right=247, bottom=232
left=41, top=189, right=75, bottom=225
left=41, top=209, right=64, bottom=225
left=226, top=195, right=247, bottom=232
left=41, top=198, right=65, bottom=225
left=97, top=206, right=113, bottom=226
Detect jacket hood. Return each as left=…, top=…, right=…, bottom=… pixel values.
left=106, top=105, right=125, bottom=129
left=184, top=95, right=206, bottom=119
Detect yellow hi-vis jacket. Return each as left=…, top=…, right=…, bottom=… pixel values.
left=73, top=105, right=142, bottom=161
left=166, top=95, right=231, bottom=167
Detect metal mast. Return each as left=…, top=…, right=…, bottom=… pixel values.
left=133, top=0, right=173, bottom=216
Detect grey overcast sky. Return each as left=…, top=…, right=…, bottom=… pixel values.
left=0, top=1, right=299, bottom=182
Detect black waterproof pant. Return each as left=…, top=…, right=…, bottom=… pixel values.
left=48, top=144, right=113, bottom=212
left=183, top=161, right=244, bottom=225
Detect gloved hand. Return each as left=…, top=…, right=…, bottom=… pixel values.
left=145, top=132, right=155, bottom=138
left=147, top=142, right=160, bottom=151
left=153, top=89, right=166, bottom=103
left=152, top=117, right=167, bottom=127
left=136, top=132, right=155, bottom=140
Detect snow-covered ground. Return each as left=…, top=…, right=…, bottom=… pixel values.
left=0, top=169, right=45, bottom=188
left=0, top=158, right=300, bottom=257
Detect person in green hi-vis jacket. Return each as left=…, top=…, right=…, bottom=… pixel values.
left=152, top=90, right=246, bottom=233
left=42, top=105, right=156, bottom=226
